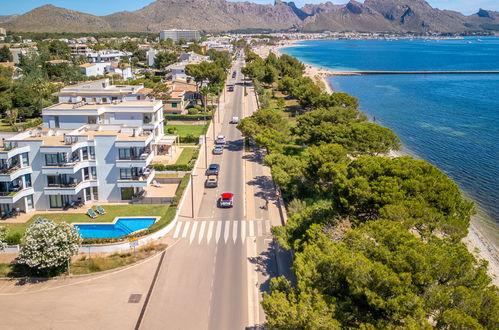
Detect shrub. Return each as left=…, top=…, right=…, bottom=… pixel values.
left=165, top=114, right=213, bottom=121
left=4, top=232, right=22, bottom=245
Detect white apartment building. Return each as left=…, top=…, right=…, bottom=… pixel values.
left=0, top=79, right=175, bottom=216
left=80, top=62, right=133, bottom=80
left=86, top=50, right=132, bottom=63
left=159, top=30, right=201, bottom=42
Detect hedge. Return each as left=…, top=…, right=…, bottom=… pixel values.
left=165, top=114, right=213, bottom=121
left=149, top=163, right=193, bottom=171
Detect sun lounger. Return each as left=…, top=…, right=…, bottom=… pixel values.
left=152, top=180, right=162, bottom=188
left=87, top=208, right=98, bottom=219
left=96, top=205, right=106, bottom=215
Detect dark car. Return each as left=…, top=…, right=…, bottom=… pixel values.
left=232, top=71, right=237, bottom=78
left=206, top=163, right=220, bottom=176
left=218, top=192, right=234, bottom=208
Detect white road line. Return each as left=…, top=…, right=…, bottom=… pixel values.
left=247, top=237, right=260, bottom=327
left=233, top=221, right=238, bottom=244
left=224, top=221, right=230, bottom=244
left=173, top=221, right=183, bottom=238
left=248, top=221, right=255, bottom=237
left=216, top=221, right=222, bottom=243
left=189, top=222, right=198, bottom=244
left=265, top=220, right=271, bottom=235
left=241, top=221, right=246, bottom=243
left=198, top=221, right=206, bottom=244
left=207, top=221, right=214, bottom=244
left=257, top=220, right=262, bottom=237
left=181, top=222, right=191, bottom=238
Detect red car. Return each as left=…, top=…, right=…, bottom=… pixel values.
left=218, top=193, right=234, bottom=208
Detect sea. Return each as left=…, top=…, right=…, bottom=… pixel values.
left=282, top=38, right=499, bottom=242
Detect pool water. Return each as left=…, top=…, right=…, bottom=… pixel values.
left=74, top=217, right=157, bottom=238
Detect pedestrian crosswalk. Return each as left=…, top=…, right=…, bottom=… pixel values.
left=172, top=220, right=271, bottom=244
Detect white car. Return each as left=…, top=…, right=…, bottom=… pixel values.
left=216, top=135, right=226, bottom=145
left=231, top=116, right=240, bottom=124
left=213, top=145, right=224, bottom=155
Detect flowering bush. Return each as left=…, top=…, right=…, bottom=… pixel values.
left=18, top=220, right=82, bottom=271
left=0, top=226, right=7, bottom=252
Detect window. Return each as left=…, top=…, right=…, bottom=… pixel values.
left=120, top=168, right=132, bottom=180
left=92, top=187, right=98, bottom=200
left=26, top=195, right=34, bottom=210
left=102, top=98, right=107, bottom=103
left=45, top=154, right=60, bottom=166
left=54, top=116, right=60, bottom=128
left=47, top=175, right=58, bottom=186
left=88, top=116, right=97, bottom=124
left=90, top=167, right=97, bottom=178
left=121, top=187, right=133, bottom=200
left=24, top=174, right=32, bottom=188
left=118, top=148, right=131, bottom=160
left=89, top=146, right=95, bottom=159
left=21, top=153, right=29, bottom=167
left=81, top=147, right=88, bottom=160
left=49, top=195, right=63, bottom=208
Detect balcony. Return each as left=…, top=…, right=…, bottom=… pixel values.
left=116, top=151, right=154, bottom=168
left=117, top=169, right=155, bottom=188
left=42, top=159, right=96, bottom=175
left=0, top=187, right=34, bottom=204
left=0, top=166, right=33, bottom=183
left=44, top=180, right=98, bottom=196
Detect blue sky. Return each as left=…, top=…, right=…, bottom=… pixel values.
left=1, top=0, right=497, bottom=16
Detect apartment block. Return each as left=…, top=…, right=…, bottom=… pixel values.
left=159, top=30, right=201, bottom=42
left=0, top=79, right=177, bottom=217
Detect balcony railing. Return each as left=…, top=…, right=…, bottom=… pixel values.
left=0, top=164, right=21, bottom=174
left=118, top=150, right=151, bottom=161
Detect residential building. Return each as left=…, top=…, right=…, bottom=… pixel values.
left=69, top=44, right=91, bottom=56
left=159, top=30, right=201, bottom=42
left=0, top=28, right=6, bottom=36
left=178, top=51, right=209, bottom=63
left=79, top=62, right=133, bottom=79
left=164, top=90, right=186, bottom=114
left=0, top=80, right=178, bottom=216
left=86, top=50, right=132, bottom=63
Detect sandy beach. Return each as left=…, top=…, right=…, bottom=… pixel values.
left=254, top=41, right=499, bottom=285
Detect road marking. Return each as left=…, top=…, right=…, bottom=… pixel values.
left=198, top=221, right=206, bottom=244
left=216, top=221, right=222, bottom=243
left=257, top=220, right=262, bottom=237
left=233, top=221, right=238, bottom=244
left=181, top=222, right=190, bottom=238
left=241, top=221, right=246, bottom=243
left=189, top=222, right=198, bottom=244
left=207, top=221, right=214, bottom=244
left=265, top=220, right=271, bottom=235
left=224, top=221, right=230, bottom=244
left=173, top=221, right=183, bottom=238
left=247, top=237, right=260, bottom=327
left=248, top=221, right=255, bottom=237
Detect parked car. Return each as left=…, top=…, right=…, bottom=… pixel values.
left=206, top=163, right=220, bottom=176
left=218, top=192, right=234, bottom=208
left=232, top=71, right=237, bottom=78
left=216, top=135, right=226, bottom=145
left=205, top=175, right=218, bottom=188
left=227, top=84, right=234, bottom=92
left=213, top=145, right=224, bottom=155
left=231, top=116, right=240, bottom=124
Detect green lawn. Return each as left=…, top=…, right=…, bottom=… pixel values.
left=165, top=124, right=208, bottom=138
left=175, top=148, right=196, bottom=165
left=4, top=204, right=170, bottom=237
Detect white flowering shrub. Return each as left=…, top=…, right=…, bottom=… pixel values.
left=18, top=219, right=82, bottom=270
left=0, top=226, right=7, bottom=252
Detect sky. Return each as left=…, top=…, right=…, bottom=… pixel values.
left=1, top=0, right=497, bottom=16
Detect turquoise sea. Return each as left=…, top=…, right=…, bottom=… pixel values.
left=282, top=38, right=499, bottom=237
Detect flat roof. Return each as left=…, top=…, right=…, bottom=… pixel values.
left=45, top=100, right=161, bottom=111
left=23, top=129, right=151, bottom=146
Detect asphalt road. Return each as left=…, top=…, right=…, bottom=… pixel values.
left=139, top=59, right=263, bottom=330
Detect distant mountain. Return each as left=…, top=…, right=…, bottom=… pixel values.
left=0, top=15, right=18, bottom=23
left=0, top=0, right=497, bottom=33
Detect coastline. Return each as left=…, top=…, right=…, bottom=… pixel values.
left=257, top=40, right=499, bottom=285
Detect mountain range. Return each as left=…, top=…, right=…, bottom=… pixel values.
left=0, top=0, right=498, bottom=33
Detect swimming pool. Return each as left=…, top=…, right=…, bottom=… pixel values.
left=74, top=217, right=158, bottom=238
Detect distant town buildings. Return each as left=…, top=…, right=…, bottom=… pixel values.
left=0, top=28, right=6, bottom=36
left=159, top=30, right=201, bottom=42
